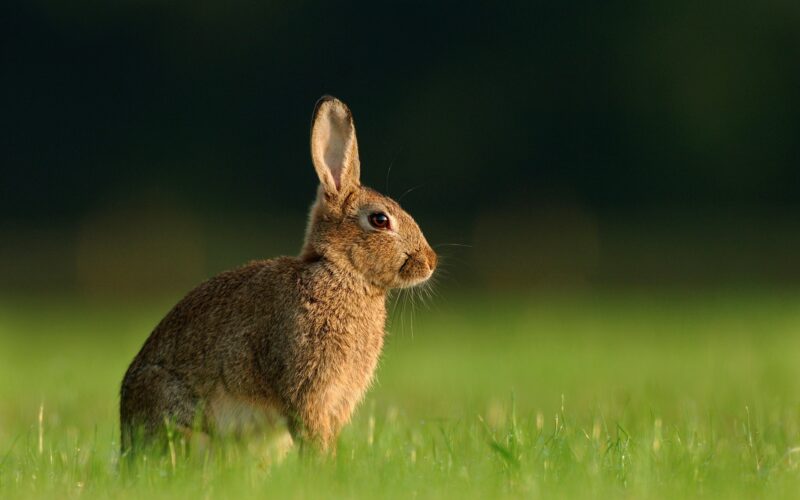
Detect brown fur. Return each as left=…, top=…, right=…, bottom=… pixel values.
left=120, top=96, right=437, bottom=453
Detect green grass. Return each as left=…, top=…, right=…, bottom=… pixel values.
left=2, top=290, right=800, bottom=498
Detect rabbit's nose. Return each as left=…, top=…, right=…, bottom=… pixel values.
left=423, top=246, right=438, bottom=272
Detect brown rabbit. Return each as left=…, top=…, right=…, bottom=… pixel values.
left=120, top=96, right=437, bottom=453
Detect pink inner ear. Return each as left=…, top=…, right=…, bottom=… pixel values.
left=324, top=143, right=345, bottom=190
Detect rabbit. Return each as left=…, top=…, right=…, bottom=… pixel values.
left=120, top=96, right=437, bottom=453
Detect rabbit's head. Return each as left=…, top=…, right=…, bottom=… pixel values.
left=300, top=96, right=437, bottom=290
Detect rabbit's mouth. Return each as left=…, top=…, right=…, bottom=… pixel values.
left=398, top=254, right=412, bottom=273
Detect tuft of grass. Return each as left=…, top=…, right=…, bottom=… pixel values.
left=1, top=290, right=800, bottom=498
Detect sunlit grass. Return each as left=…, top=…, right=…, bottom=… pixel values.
left=1, top=290, right=800, bottom=498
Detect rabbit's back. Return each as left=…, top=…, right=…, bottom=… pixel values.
left=130, top=260, right=294, bottom=366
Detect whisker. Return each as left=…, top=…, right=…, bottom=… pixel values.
left=421, top=288, right=432, bottom=310
left=384, top=147, right=403, bottom=195
left=433, top=243, right=473, bottom=249
left=397, top=184, right=425, bottom=203
left=434, top=255, right=469, bottom=269
left=400, top=289, right=407, bottom=337
left=424, top=280, right=437, bottom=301
left=410, top=288, right=417, bottom=336
left=388, top=290, right=402, bottom=332
left=392, top=289, right=411, bottom=335
left=412, top=285, right=425, bottom=310
left=406, top=289, right=414, bottom=340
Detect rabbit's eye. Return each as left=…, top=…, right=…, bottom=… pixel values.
left=368, top=212, right=391, bottom=230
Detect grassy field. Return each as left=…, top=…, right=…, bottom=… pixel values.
left=1, top=290, right=800, bottom=498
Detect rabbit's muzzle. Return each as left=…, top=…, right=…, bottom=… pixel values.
left=398, top=246, right=437, bottom=287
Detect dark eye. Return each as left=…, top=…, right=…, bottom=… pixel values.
left=368, top=212, right=391, bottom=230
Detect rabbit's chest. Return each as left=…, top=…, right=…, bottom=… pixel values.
left=328, top=322, right=384, bottom=378
left=294, top=294, right=387, bottom=411
left=346, top=326, right=384, bottom=380
left=319, top=322, right=385, bottom=403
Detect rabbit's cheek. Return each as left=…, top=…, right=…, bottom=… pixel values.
left=345, top=244, right=390, bottom=286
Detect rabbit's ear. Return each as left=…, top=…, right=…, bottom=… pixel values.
left=310, top=96, right=361, bottom=198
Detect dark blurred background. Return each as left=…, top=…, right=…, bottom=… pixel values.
left=2, top=0, right=800, bottom=296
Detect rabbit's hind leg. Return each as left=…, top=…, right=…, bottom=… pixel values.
left=120, top=364, right=203, bottom=454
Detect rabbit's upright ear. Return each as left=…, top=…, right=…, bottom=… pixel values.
left=310, top=96, right=361, bottom=199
